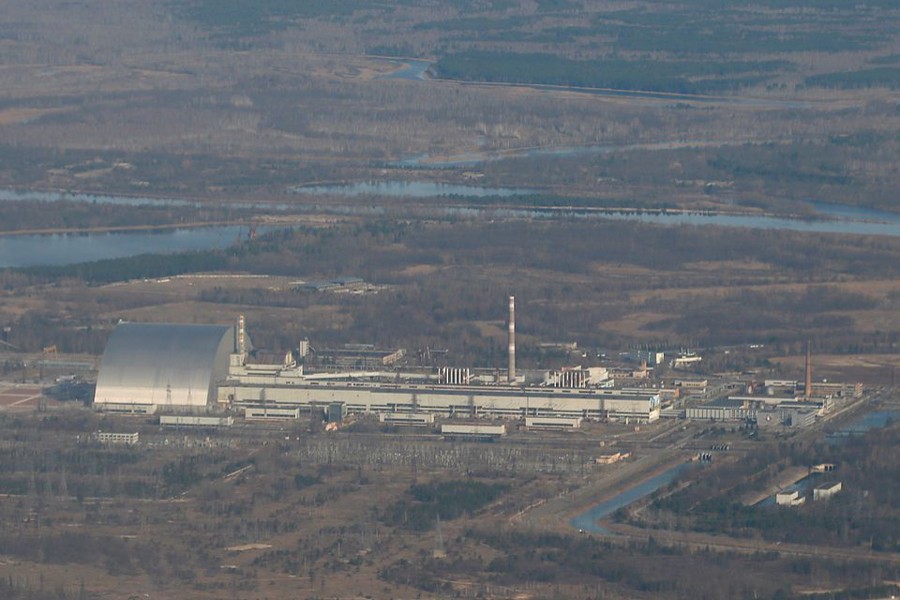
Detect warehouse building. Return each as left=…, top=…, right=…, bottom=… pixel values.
left=94, top=322, right=239, bottom=413
left=686, top=396, right=817, bottom=428
left=378, top=412, right=435, bottom=426
left=159, top=415, right=234, bottom=428
left=244, top=406, right=300, bottom=420
left=441, top=423, right=507, bottom=440
left=525, top=416, right=583, bottom=430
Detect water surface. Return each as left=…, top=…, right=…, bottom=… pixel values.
left=0, top=188, right=194, bottom=207
left=376, top=59, right=812, bottom=108
left=4, top=186, right=900, bottom=268
left=829, top=410, right=899, bottom=438
left=293, top=180, right=537, bottom=198
left=598, top=204, right=900, bottom=238
left=0, top=226, right=248, bottom=268
left=571, top=462, right=693, bottom=534
left=378, top=59, right=431, bottom=81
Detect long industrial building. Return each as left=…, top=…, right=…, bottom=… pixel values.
left=219, top=377, right=660, bottom=422
left=94, top=318, right=660, bottom=423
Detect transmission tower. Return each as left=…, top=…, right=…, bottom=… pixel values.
left=433, top=514, right=446, bottom=559
left=58, top=466, right=68, bottom=499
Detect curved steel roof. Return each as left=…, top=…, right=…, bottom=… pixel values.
left=94, top=322, right=235, bottom=407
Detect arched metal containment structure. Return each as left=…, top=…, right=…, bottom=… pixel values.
left=94, top=322, right=237, bottom=410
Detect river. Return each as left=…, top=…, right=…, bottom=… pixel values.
left=2, top=188, right=900, bottom=268
left=597, top=202, right=900, bottom=238
left=0, top=188, right=195, bottom=207
left=414, top=201, right=900, bottom=238
left=377, top=58, right=813, bottom=109
left=0, top=226, right=249, bottom=268
left=378, top=59, right=431, bottom=81
left=292, top=180, right=538, bottom=198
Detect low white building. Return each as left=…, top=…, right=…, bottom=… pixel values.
left=378, top=412, right=435, bottom=426
left=96, top=403, right=157, bottom=415
left=776, top=490, right=805, bottom=506
left=525, top=416, right=582, bottom=430
left=813, top=481, right=842, bottom=501
left=596, top=452, right=630, bottom=465
left=441, top=423, right=506, bottom=438
left=675, top=379, right=708, bottom=392
left=244, top=406, right=300, bottom=420
left=160, top=415, right=234, bottom=427
left=672, top=354, right=702, bottom=369
left=97, top=432, right=139, bottom=445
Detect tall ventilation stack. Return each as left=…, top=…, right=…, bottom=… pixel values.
left=508, top=296, right=516, bottom=384
left=238, top=314, right=246, bottom=357
left=804, top=340, right=812, bottom=401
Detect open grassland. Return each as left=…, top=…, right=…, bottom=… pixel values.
left=772, top=353, right=900, bottom=386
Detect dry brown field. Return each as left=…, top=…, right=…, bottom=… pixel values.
left=0, top=385, right=43, bottom=409
left=772, top=353, right=900, bottom=385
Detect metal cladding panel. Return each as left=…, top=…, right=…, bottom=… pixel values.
left=95, top=323, right=235, bottom=407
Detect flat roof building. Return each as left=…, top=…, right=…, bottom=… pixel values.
left=525, top=416, right=583, bottom=430
left=160, top=415, right=234, bottom=427
left=221, top=378, right=661, bottom=423
left=813, top=481, right=842, bottom=501
left=97, top=432, right=139, bottom=445
left=776, top=490, right=805, bottom=506
left=244, top=406, right=300, bottom=420
left=441, top=423, right=506, bottom=439
left=378, top=412, right=435, bottom=426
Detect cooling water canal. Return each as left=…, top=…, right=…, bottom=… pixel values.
left=575, top=405, right=899, bottom=531
left=570, top=462, right=694, bottom=535
left=827, top=410, right=900, bottom=440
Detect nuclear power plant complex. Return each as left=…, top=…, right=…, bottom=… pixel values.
left=93, top=298, right=663, bottom=424
left=93, top=296, right=860, bottom=431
